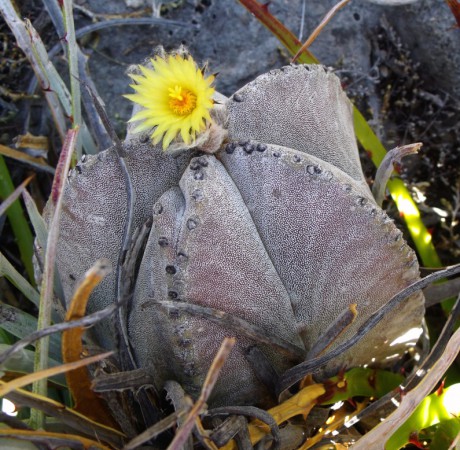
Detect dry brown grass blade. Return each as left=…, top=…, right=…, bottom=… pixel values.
left=14, top=132, right=49, bottom=151
left=446, top=0, right=460, bottom=28
left=167, top=337, right=236, bottom=450
left=4, top=384, right=125, bottom=447
left=448, top=429, right=460, bottom=450
left=61, top=258, right=119, bottom=429
left=0, top=428, right=113, bottom=450
left=352, top=325, right=460, bottom=449
left=307, top=303, right=358, bottom=359
left=424, top=277, right=460, bottom=307
left=292, top=0, right=351, bottom=63
left=279, top=263, right=460, bottom=393
left=159, top=300, right=304, bottom=359
left=122, top=408, right=190, bottom=450
left=372, top=143, right=422, bottom=207
left=92, top=368, right=154, bottom=393
left=0, top=301, right=119, bottom=367
left=0, top=174, right=35, bottom=218
left=0, top=352, right=112, bottom=397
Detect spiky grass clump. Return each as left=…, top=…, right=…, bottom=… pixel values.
left=125, top=54, right=215, bottom=150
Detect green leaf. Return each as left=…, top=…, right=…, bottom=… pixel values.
left=0, top=252, right=39, bottom=307
left=22, top=191, right=66, bottom=306
left=0, top=303, right=62, bottom=363
left=321, top=367, right=404, bottom=405
left=0, top=344, right=65, bottom=386
left=386, top=383, right=460, bottom=450
left=0, top=156, right=35, bottom=283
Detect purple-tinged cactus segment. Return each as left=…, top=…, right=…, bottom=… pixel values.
left=221, top=141, right=424, bottom=373
left=129, top=155, right=304, bottom=406
left=53, top=141, right=188, bottom=349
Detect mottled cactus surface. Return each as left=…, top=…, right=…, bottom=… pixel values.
left=52, top=64, right=424, bottom=407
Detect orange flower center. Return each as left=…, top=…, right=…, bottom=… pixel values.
left=168, top=85, right=197, bottom=115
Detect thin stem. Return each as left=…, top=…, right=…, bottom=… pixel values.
left=62, top=0, right=82, bottom=160
left=292, top=0, right=352, bottom=63
left=30, top=128, right=78, bottom=429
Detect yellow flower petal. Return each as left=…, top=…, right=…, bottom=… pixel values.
left=126, top=53, right=215, bottom=150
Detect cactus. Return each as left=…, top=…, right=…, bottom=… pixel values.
left=50, top=62, right=424, bottom=409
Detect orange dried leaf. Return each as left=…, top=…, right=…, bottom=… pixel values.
left=61, top=259, right=118, bottom=428
left=220, top=383, right=326, bottom=450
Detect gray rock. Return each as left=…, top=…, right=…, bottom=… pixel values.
left=82, top=0, right=459, bottom=133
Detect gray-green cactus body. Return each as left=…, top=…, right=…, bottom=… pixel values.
left=54, top=64, right=424, bottom=408
left=55, top=141, right=189, bottom=349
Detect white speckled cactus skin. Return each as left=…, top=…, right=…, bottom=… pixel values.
left=52, top=64, right=424, bottom=408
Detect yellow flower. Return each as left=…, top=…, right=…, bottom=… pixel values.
left=125, top=53, right=215, bottom=150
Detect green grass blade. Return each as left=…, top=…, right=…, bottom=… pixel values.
left=0, top=304, right=62, bottom=362
left=21, top=191, right=48, bottom=252
left=0, top=328, right=14, bottom=345
left=0, top=252, right=40, bottom=307
left=0, top=344, right=65, bottom=386
left=62, top=0, right=82, bottom=160
left=0, top=156, right=35, bottom=282
left=22, top=190, right=66, bottom=308
left=0, top=175, right=34, bottom=219
left=354, top=110, right=441, bottom=267
left=0, top=0, right=67, bottom=140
